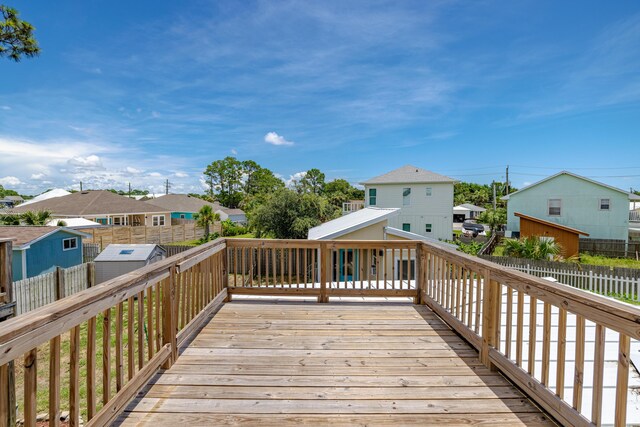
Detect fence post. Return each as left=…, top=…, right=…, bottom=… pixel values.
left=55, top=266, right=65, bottom=301
left=162, top=265, right=178, bottom=369
left=480, top=269, right=500, bottom=371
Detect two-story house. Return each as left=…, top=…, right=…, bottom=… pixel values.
left=360, top=165, right=455, bottom=241
left=502, top=171, right=640, bottom=243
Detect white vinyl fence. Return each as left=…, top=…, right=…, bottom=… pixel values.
left=482, top=256, right=640, bottom=301
left=12, top=263, right=93, bottom=315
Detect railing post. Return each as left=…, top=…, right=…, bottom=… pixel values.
left=0, top=239, right=16, bottom=427
left=415, top=243, right=424, bottom=305
left=223, top=244, right=230, bottom=302
left=319, top=243, right=328, bottom=303
left=480, top=269, right=500, bottom=371
left=162, top=265, right=178, bottom=369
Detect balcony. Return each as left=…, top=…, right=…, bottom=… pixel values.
left=631, top=210, right=640, bottom=222
left=0, top=238, right=638, bottom=426
left=342, top=200, right=365, bottom=215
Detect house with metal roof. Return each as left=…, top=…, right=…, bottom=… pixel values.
left=145, top=194, right=222, bottom=221
left=10, top=190, right=171, bottom=227
left=453, top=203, right=486, bottom=223
left=360, top=165, right=455, bottom=241
left=0, top=226, right=89, bottom=280
left=502, top=171, right=640, bottom=242
left=216, top=207, right=247, bottom=225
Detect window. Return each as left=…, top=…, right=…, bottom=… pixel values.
left=179, top=214, right=186, bottom=219
left=599, top=198, right=610, bottom=210
left=403, top=188, right=411, bottom=206
left=426, top=187, right=432, bottom=196
left=425, top=223, right=432, bottom=233
left=152, top=215, right=165, bottom=226
left=369, top=188, right=377, bottom=206
left=62, top=237, right=77, bottom=251
left=548, top=199, right=561, bottom=216
left=402, top=223, right=411, bottom=232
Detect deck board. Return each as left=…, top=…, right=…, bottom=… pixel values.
left=115, top=301, right=554, bottom=426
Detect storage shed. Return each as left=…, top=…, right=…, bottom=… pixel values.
left=515, top=212, right=589, bottom=257
left=94, top=244, right=166, bottom=284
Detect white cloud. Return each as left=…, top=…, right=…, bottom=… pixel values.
left=149, top=172, right=162, bottom=178
left=174, top=172, right=188, bottom=178
left=125, top=166, right=143, bottom=174
left=30, top=173, right=46, bottom=180
left=231, top=149, right=238, bottom=155
left=285, top=171, right=306, bottom=188
left=0, top=106, right=10, bottom=111
left=0, top=176, right=23, bottom=186
left=265, top=131, right=295, bottom=146
left=67, top=155, right=104, bottom=170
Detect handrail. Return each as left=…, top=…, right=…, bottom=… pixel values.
left=419, top=240, right=640, bottom=426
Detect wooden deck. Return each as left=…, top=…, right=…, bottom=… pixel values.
left=116, top=301, right=554, bottom=426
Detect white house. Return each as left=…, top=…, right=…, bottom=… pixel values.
left=360, top=165, right=455, bottom=241
left=453, top=203, right=486, bottom=223
left=502, top=171, right=640, bottom=242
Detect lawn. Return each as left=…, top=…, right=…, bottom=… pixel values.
left=578, top=254, right=640, bottom=269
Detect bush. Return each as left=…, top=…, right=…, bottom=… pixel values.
left=221, top=219, right=248, bottom=237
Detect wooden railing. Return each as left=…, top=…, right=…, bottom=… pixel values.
left=419, top=243, right=639, bottom=427
left=0, top=238, right=227, bottom=427
left=226, top=239, right=420, bottom=302
left=1, top=237, right=639, bottom=426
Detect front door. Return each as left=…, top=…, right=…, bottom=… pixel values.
left=338, top=249, right=359, bottom=282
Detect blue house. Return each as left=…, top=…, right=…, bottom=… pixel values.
left=0, top=226, right=89, bottom=281
left=145, top=194, right=221, bottom=221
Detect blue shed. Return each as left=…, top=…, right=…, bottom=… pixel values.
left=0, top=226, right=89, bottom=281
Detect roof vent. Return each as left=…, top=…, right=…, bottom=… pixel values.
left=415, top=169, right=419, bottom=172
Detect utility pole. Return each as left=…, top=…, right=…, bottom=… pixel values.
left=80, top=181, right=83, bottom=191
left=128, top=182, right=132, bottom=198
left=165, top=179, right=170, bottom=195
left=505, top=165, right=509, bottom=195
left=492, top=181, right=497, bottom=210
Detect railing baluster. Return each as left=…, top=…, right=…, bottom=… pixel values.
left=87, top=315, right=96, bottom=420
left=49, top=338, right=60, bottom=427
left=102, top=308, right=111, bottom=404
left=474, top=271, right=481, bottom=334
left=147, top=287, right=154, bottom=359
left=116, top=302, right=124, bottom=391
left=505, top=286, right=513, bottom=358
left=516, top=291, right=524, bottom=366
left=541, top=302, right=551, bottom=386
left=592, top=324, right=606, bottom=426
left=137, top=291, right=144, bottom=369
left=528, top=296, right=537, bottom=376
left=24, top=349, right=37, bottom=427
left=70, top=325, right=80, bottom=427
left=573, top=315, right=585, bottom=411
left=128, top=296, right=135, bottom=380
left=556, top=308, right=567, bottom=399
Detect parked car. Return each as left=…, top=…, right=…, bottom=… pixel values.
left=462, top=219, right=485, bottom=234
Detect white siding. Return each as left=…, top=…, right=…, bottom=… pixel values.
left=365, top=183, right=454, bottom=241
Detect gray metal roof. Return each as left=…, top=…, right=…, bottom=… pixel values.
left=308, top=207, right=399, bottom=240
left=94, top=244, right=166, bottom=262
left=360, top=165, right=455, bottom=185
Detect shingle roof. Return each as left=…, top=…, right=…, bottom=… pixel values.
left=10, top=190, right=169, bottom=216
left=0, top=226, right=88, bottom=248
left=360, top=165, right=455, bottom=185
left=308, top=207, right=399, bottom=240
left=217, top=208, right=246, bottom=216
left=454, top=203, right=487, bottom=212
left=145, top=194, right=221, bottom=213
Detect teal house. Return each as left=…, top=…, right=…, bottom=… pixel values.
left=145, top=194, right=221, bottom=221
left=502, top=171, right=640, bottom=242
left=0, top=226, right=89, bottom=281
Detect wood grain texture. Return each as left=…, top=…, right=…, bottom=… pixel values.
left=116, top=302, right=553, bottom=426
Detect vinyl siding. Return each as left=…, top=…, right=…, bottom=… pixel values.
left=11, top=250, right=23, bottom=281
left=364, top=183, right=454, bottom=241
left=24, top=231, right=84, bottom=278
left=506, top=174, right=629, bottom=241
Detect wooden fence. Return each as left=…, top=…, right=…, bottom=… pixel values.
left=481, top=255, right=640, bottom=300
left=160, top=245, right=197, bottom=258
left=83, top=243, right=101, bottom=263
left=12, top=263, right=94, bottom=315
left=83, top=223, right=216, bottom=249
left=579, top=238, right=640, bottom=258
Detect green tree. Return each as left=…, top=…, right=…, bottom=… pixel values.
left=244, top=164, right=284, bottom=196
left=503, top=236, right=562, bottom=260
left=323, top=178, right=364, bottom=209
left=0, top=213, right=20, bottom=225
left=203, top=156, right=244, bottom=207
left=476, top=207, right=507, bottom=233
left=193, top=205, right=220, bottom=239
left=0, top=184, right=19, bottom=198
left=0, top=5, right=40, bottom=61
left=21, top=210, right=52, bottom=225
left=250, top=189, right=339, bottom=239
left=298, top=168, right=325, bottom=195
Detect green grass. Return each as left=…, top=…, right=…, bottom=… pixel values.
left=605, top=292, right=640, bottom=306
left=578, top=254, right=640, bottom=269
left=166, top=239, right=201, bottom=246
left=225, top=232, right=256, bottom=238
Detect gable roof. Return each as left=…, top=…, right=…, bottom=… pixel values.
left=308, top=207, right=399, bottom=240
left=502, top=171, right=640, bottom=201
left=454, top=203, right=487, bottom=212
left=360, top=165, right=455, bottom=185
left=514, top=212, right=590, bottom=236
left=10, top=190, right=169, bottom=216
left=145, top=194, right=221, bottom=213
left=19, top=188, right=71, bottom=207
left=217, top=207, right=246, bottom=216
left=0, top=226, right=89, bottom=249
left=384, top=227, right=458, bottom=250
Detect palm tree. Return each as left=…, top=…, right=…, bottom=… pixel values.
left=0, top=214, right=21, bottom=225
left=194, top=205, right=220, bottom=239
left=21, top=210, right=53, bottom=225
left=504, top=236, right=562, bottom=260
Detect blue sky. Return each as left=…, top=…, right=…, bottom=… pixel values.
left=1, top=0, right=639, bottom=195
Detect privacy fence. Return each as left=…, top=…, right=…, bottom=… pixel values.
left=579, top=238, right=640, bottom=259
left=481, top=255, right=640, bottom=300
left=82, top=223, right=217, bottom=249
